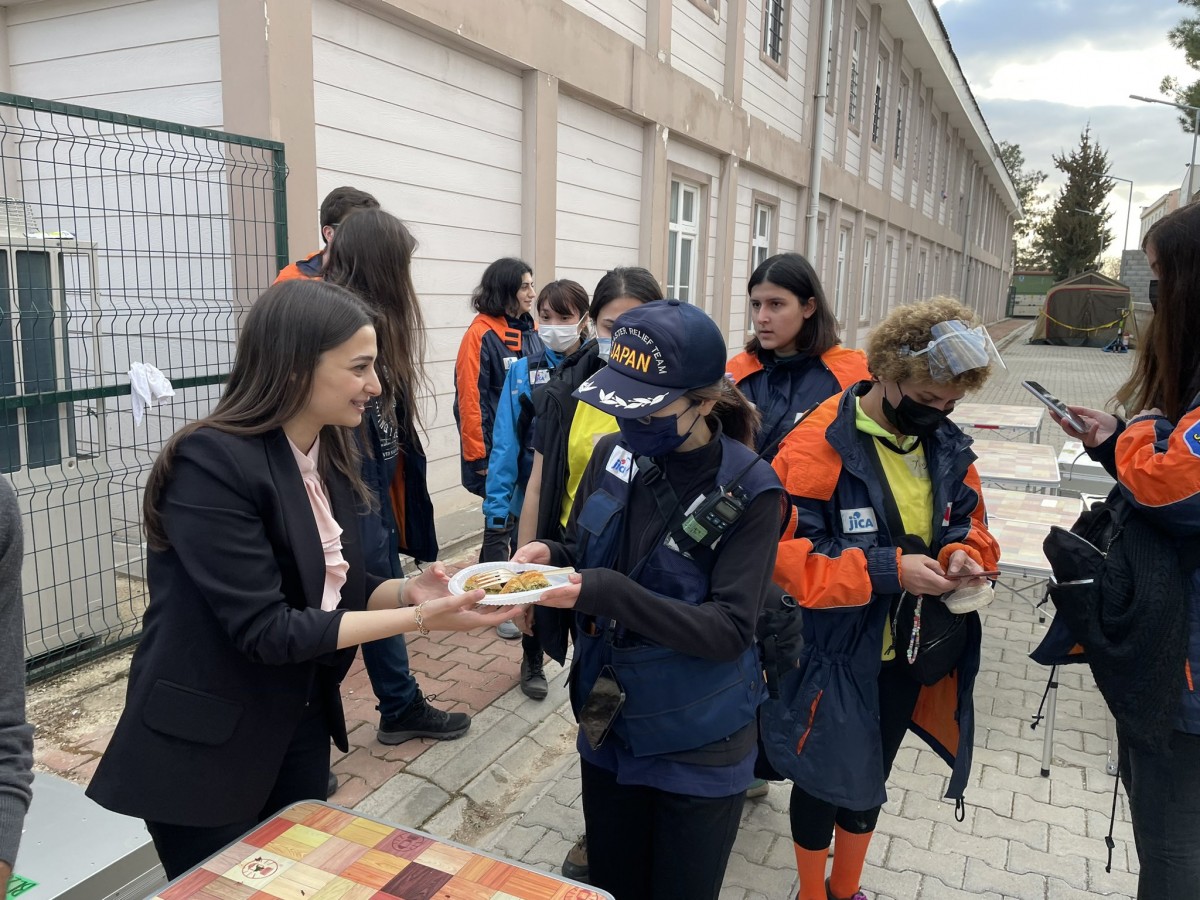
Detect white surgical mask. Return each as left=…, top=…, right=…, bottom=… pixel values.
left=597, top=336, right=613, bottom=361
left=539, top=323, right=582, bottom=353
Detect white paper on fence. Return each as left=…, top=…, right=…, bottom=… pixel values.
left=128, top=362, right=175, bottom=425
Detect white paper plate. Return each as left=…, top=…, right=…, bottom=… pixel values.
left=448, top=562, right=569, bottom=605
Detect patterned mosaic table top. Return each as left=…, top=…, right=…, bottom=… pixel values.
left=983, top=488, right=1082, bottom=527
left=952, top=403, right=1046, bottom=432
left=152, top=801, right=612, bottom=900
left=971, top=439, right=1061, bottom=487
left=989, top=516, right=1065, bottom=578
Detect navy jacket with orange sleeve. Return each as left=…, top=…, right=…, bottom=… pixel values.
left=453, top=313, right=542, bottom=497
left=1095, top=401, right=1200, bottom=734
left=727, top=345, right=870, bottom=459
left=273, top=250, right=323, bottom=284
left=760, top=385, right=999, bottom=811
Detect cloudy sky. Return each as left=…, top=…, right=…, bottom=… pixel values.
left=937, top=0, right=1198, bottom=256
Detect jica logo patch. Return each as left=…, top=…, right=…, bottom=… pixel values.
left=840, top=507, right=879, bottom=534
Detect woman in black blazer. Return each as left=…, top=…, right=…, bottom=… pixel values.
left=87, top=281, right=515, bottom=878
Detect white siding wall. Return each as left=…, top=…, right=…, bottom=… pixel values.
left=667, top=139, right=721, bottom=312
left=561, top=0, right=648, bottom=48
left=555, top=95, right=643, bottom=292
left=742, top=0, right=806, bottom=141
left=312, top=0, right=524, bottom=508
left=7, top=0, right=222, bottom=127
left=728, top=167, right=800, bottom=345
left=671, top=0, right=725, bottom=96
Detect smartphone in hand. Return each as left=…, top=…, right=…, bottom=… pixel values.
left=1021, top=380, right=1086, bottom=433
left=945, top=569, right=1001, bottom=579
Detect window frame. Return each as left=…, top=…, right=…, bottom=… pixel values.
left=859, top=232, right=875, bottom=323
left=824, top=0, right=842, bottom=114
left=894, top=76, right=908, bottom=166
left=687, top=0, right=721, bottom=23
left=749, top=192, right=780, bottom=274
left=759, top=0, right=791, bottom=76
left=871, top=50, right=888, bottom=147
left=847, top=22, right=863, bottom=131
left=834, top=226, right=851, bottom=319
left=666, top=169, right=710, bottom=306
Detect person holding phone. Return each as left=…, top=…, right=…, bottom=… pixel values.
left=1053, top=201, right=1200, bottom=897
left=86, top=281, right=515, bottom=879
left=513, top=300, right=783, bottom=900
left=763, top=298, right=1000, bottom=900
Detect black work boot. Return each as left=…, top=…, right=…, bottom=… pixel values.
left=377, top=691, right=470, bottom=745
left=520, top=646, right=548, bottom=700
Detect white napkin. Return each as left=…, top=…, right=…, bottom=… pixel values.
left=128, top=362, right=175, bottom=425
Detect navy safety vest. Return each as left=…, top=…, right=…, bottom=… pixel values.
left=571, top=434, right=778, bottom=759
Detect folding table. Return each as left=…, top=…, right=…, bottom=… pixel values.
left=971, top=439, right=1061, bottom=493
left=952, top=403, right=1046, bottom=442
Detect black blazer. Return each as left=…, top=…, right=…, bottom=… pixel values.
left=86, top=427, right=385, bottom=827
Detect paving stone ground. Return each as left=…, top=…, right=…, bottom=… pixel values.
left=31, top=320, right=1143, bottom=899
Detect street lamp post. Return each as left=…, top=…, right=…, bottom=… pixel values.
left=1131, top=94, right=1200, bottom=202
left=1108, top=176, right=1134, bottom=280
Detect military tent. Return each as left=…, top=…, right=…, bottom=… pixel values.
left=1029, top=272, right=1132, bottom=347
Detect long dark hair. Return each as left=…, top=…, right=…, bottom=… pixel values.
left=472, top=257, right=531, bottom=317
left=323, top=209, right=429, bottom=432
left=685, top=378, right=762, bottom=448
left=589, top=266, right=663, bottom=320
left=745, top=253, right=840, bottom=356
left=1119, top=203, right=1200, bottom=421
left=143, top=281, right=374, bottom=550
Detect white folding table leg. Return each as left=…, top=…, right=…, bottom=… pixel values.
left=1040, top=667, right=1058, bottom=778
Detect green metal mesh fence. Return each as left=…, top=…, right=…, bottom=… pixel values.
left=0, top=93, right=288, bottom=679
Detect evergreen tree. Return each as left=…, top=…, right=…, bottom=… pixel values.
left=998, top=141, right=1049, bottom=269
left=1035, top=127, right=1114, bottom=280
left=1161, top=0, right=1200, bottom=133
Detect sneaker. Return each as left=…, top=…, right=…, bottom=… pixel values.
left=826, top=878, right=868, bottom=900
left=561, top=834, right=588, bottom=881
left=520, top=652, right=549, bottom=701
left=496, top=621, right=521, bottom=640
left=377, top=692, right=471, bottom=745
left=746, top=778, right=769, bottom=799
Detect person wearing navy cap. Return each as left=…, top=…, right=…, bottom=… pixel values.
left=514, top=300, right=785, bottom=900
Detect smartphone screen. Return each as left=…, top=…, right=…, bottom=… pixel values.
left=1021, top=380, right=1086, bottom=432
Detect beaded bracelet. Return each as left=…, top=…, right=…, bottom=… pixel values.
left=413, top=601, right=430, bottom=636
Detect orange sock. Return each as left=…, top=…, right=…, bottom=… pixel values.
left=794, top=843, right=829, bottom=900
left=828, top=826, right=873, bottom=899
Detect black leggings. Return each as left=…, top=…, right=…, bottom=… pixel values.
left=789, top=664, right=922, bottom=849
left=145, top=702, right=331, bottom=880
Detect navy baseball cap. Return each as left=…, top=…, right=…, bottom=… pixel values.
left=573, top=299, right=727, bottom=418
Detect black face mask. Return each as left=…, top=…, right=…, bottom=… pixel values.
left=882, top=383, right=949, bottom=438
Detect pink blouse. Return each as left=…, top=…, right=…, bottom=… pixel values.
left=288, top=435, right=349, bottom=611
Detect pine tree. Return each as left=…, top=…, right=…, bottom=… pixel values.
left=1035, top=127, right=1114, bottom=280
left=997, top=141, right=1049, bottom=269
left=1161, top=0, right=1200, bottom=133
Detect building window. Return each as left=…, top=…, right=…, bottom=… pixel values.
left=926, top=115, right=937, bottom=191
left=835, top=228, right=850, bottom=318
left=894, top=78, right=908, bottom=164
left=860, top=234, right=874, bottom=321
left=883, top=238, right=895, bottom=312
left=872, top=54, right=887, bottom=146
left=847, top=26, right=861, bottom=126
left=762, top=0, right=788, bottom=67
left=668, top=179, right=702, bottom=303
left=751, top=201, right=774, bottom=271
left=916, top=249, right=928, bottom=299
left=825, top=1, right=841, bottom=113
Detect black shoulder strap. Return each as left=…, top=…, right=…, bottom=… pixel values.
left=854, top=430, right=907, bottom=542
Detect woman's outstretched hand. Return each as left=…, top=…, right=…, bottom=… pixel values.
left=416, top=589, right=519, bottom=633
left=1054, top=405, right=1118, bottom=447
